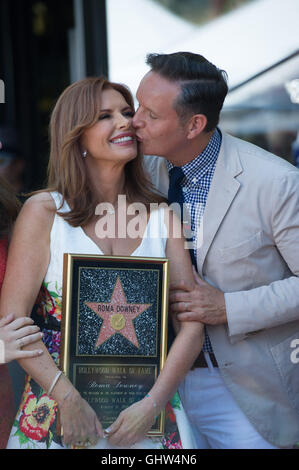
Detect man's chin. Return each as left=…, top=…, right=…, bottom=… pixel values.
left=139, top=143, right=154, bottom=156
left=140, top=144, right=164, bottom=158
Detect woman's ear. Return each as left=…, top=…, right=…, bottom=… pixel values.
left=186, top=114, right=207, bottom=139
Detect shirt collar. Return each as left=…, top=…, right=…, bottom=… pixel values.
left=166, top=128, right=222, bottom=183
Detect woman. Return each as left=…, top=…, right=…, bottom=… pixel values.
left=0, top=173, right=43, bottom=449
left=1, top=78, right=203, bottom=449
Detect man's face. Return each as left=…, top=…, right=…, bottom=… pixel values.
left=133, top=72, right=187, bottom=162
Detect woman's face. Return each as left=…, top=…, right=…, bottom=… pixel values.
left=81, top=88, right=137, bottom=165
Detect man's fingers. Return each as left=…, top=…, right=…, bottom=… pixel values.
left=169, top=280, right=193, bottom=292
left=170, top=301, right=192, bottom=313
left=177, top=312, right=201, bottom=322
left=169, top=290, right=189, bottom=304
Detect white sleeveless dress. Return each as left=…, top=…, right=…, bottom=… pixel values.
left=6, top=192, right=196, bottom=449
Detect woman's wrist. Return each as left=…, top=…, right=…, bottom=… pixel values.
left=58, top=389, right=74, bottom=410
left=145, top=393, right=158, bottom=416
left=49, top=373, right=77, bottom=408
left=143, top=392, right=164, bottom=417
left=47, top=370, right=63, bottom=396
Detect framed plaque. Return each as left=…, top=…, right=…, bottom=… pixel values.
left=60, top=254, right=169, bottom=436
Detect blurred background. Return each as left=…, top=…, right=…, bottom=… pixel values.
left=0, top=0, right=298, bottom=193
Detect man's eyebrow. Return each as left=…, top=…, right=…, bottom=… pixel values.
left=137, top=103, right=155, bottom=113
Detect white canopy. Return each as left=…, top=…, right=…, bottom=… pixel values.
left=107, top=0, right=196, bottom=93
left=107, top=0, right=299, bottom=94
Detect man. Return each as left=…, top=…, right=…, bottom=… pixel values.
left=132, top=52, right=299, bottom=449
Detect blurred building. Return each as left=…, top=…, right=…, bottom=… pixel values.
left=0, top=0, right=108, bottom=191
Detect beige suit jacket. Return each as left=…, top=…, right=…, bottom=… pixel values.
left=144, top=131, right=299, bottom=447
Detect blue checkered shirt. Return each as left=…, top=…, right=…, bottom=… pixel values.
left=167, top=128, right=222, bottom=353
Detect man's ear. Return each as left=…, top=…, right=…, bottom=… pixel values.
left=186, top=114, right=207, bottom=139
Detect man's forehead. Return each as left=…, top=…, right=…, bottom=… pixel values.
left=138, top=71, right=180, bottom=99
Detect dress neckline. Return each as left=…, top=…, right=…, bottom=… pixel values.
left=71, top=205, right=154, bottom=257
left=77, top=220, right=151, bottom=257
left=53, top=192, right=158, bottom=256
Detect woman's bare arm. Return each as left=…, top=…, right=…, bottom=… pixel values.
left=0, top=193, right=103, bottom=446
left=108, top=208, right=203, bottom=446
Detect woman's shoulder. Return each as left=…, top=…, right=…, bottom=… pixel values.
left=23, top=191, right=56, bottom=211
left=19, top=192, right=56, bottom=227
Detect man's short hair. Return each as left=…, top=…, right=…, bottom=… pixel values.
left=146, top=52, right=228, bottom=132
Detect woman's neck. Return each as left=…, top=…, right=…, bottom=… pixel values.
left=86, top=160, right=126, bottom=205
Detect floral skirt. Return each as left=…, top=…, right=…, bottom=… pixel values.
left=6, top=375, right=195, bottom=449
left=7, top=286, right=195, bottom=449
left=0, top=365, right=15, bottom=449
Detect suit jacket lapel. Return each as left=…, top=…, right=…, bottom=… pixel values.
left=197, top=132, right=243, bottom=276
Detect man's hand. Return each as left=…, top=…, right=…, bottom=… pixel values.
left=169, top=267, right=227, bottom=325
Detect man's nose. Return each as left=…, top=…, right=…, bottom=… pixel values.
left=132, top=108, right=143, bottom=129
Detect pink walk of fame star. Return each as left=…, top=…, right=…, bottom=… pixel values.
left=85, top=276, right=152, bottom=349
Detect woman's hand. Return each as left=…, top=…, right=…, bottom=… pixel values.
left=58, top=388, right=104, bottom=448
left=0, top=313, right=43, bottom=363
left=107, top=397, right=157, bottom=447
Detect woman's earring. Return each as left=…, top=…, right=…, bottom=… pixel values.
left=82, top=150, right=87, bottom=158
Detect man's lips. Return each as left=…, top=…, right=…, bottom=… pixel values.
left=135, top=134, right=143, bottom=143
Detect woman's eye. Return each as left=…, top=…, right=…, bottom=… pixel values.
left=123, top=110, right=135, bottom=118
left=149, top=112, right=157, bottom=119
left=98, top=114, right=110, bottom=120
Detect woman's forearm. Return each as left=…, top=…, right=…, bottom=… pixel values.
left=147, top=323, right=204, bottom=411
left=17, top=339, right=74, bottom=406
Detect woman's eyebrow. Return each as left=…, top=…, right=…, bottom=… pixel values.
left=99, top=106, right=133, bottom=112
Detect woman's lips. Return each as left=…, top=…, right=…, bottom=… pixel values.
left=110, top=133, right=136, bottom=146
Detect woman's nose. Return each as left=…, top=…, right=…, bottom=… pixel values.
left=117, top=113, right=131, bottom=129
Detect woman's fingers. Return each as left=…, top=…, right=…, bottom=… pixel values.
left=9, top=316, right=35, bottom=331
left=17, top=330, right=44, bottom=347
left=108, top=399, right=156, bottom=447
left=0, top=313, right=15, bottom=327
left=0, top=315, right=43, bottom=362
left=95, top=415, right=104, bottom=439
left=13, top=324, right=40, bottom=339
left=106, top=416, right=124, bottom=444
left=106, top=416, right=122, bottom=436
left=16, top=347, right=44, bottom=359
left=60, top=394, right=103, bottom=447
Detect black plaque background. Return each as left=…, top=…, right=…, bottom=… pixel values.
left=61, top=255, right=168, bottom=434
left=77, top=266, right=160, bottom=356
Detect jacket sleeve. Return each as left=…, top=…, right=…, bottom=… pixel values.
left=225, top=170, right=299, bottom=337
